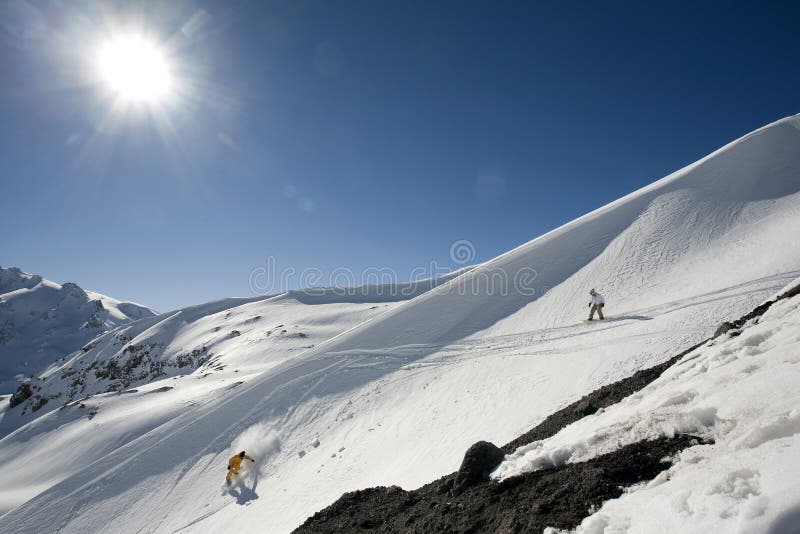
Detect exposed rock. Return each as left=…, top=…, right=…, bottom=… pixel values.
left=714, top=321, right=736, bottom=337
left=30, top=395, right=48, bottom=412
left=60, top=282, right=87, bottom=299
left=502, top=339, right=706, bottom=454
left=81, top=339, right=100, bottom=352
left=147, top=386, right=173, bottom=394
left=83, top=301, right=106, bottom=329
left=451, top=441, right=505, bottom=496
left=295, top=436, right=700, bottom=534
left=9, top=381, right=34, bottom=408
left=294, top=286, right=800, bottom=534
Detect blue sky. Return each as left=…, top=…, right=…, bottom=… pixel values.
left=1, top=0, right=798, bottom=311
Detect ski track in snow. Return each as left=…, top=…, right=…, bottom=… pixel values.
left=1, top=116, right=800, bottom=533
left=531, top=285, right=800, bottom=534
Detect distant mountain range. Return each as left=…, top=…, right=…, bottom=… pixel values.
left=0, top=266, right=156, bottom=393
left=1, top=115, right=800, bottom=533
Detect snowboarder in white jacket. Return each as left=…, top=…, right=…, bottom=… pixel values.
left=588, top=289, right=605, bottom=321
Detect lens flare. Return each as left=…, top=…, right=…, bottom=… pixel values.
left=97, top=36, right=171, bottom=101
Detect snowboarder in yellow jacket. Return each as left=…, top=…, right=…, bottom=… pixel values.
left=226, top=451, right=255, bottom=484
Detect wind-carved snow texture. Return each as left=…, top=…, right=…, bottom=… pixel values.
left=547, top=283, right=800, bottom=533
left=495, top=283, right=800, bottom=478
left=1, top=115, right=800, bottom=533
left=294, top=282, right=799, bottom=533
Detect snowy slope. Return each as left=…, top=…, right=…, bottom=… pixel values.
left=0, top=266, right=156, bottom=393
left=0, top=269, right=471, bottom=437
left=1, top=115, right=799, bottom=533
left=494, top=278, right=800, bottom=533
left=0, top=270, right=468, bottom=509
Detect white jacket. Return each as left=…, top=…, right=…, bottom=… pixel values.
left=590, top=292, right=605, bottom=305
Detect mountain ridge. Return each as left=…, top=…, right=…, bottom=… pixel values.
left=1, top=115, right=799, bottom=532
left=0, top=266, right=157, bottom=394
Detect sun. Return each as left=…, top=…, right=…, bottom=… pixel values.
left=97, top=36, right=171, bottom=102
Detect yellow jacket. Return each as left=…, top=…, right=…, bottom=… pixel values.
left=228, top=453, right=254, bottom=471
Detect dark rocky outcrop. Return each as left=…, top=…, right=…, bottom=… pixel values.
left=9, top=381, right=33, bottom=408
left=713, top=321, right=736, bottom=337
left=715, top=281, right=800, bottom=335
left=502, top=339, right=706, bottom=454
left=295, top=281, right=800, bottom=534
left=296, top=436, right=702, bottom=533
left=504, top=280, right=800, bottom=454
left=451, top=441, right=505, bottom=496
left=293, top=333, right=714, bottom=534
left=10, top=381, right=52, bottom=413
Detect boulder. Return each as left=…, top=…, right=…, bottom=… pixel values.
left=451, top=440, right=505, bottom=496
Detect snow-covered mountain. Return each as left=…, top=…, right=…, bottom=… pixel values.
left=293, top=278, right=800, bottom=533
left=0, top=267, right=156, bottom=394
left=0, top=270, right=468, bottom=438
left=493, top=277, right=800, bottom=533
left=1, top=115, right=799, bottom=533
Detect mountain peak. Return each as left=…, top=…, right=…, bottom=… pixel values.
left=1, top=116, right=799, bottom=532
left=0, top=266, right=42, bottom=293
left=0, top=267, right=157, bottom=393
left=60, top=282, right=87, bottom=299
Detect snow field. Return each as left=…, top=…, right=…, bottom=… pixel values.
left=495, top=283, right=800, bottom=533
left=1, top=115, right=800, bottom=533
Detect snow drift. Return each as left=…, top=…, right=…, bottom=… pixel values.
left=1, top=115, right=799, bottom=533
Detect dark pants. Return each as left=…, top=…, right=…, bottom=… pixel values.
left=589, top=303, right=604, bottom=320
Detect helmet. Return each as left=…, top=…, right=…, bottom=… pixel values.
left=589, top=289, right=596, bottom=295
left=239, top=451, right=246, bottom=458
